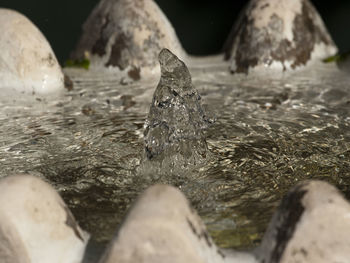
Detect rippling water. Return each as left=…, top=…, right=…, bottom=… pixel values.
left=0, top=59, right=349, bottom=255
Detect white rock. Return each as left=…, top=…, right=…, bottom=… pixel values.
left=71, top=0, right=186, bottom=77
left=99, top=184, right=233, bottom=263
left=0, top=175, right=89, bottom=263
left=257, top=180, right=350, bottom=263
left=0, top=9, right=64, bottom=96
left=224, top=0, right=338, bottom=74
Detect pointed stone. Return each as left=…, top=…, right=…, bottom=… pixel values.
left=99, top=184, right=229, bottom=263
left=71, top=0, right=186, bottom=76
left=0, top=9, right=64, bottom=95
left=257, top=180, right=350, bottom=263
left=224, top=0, right=338, bottom=73
left=143, top=49, right=210, bottom=168
left=0, top=175, right=89, bottom=263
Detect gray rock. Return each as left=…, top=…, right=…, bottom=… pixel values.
left=0, top=9, right=64, bottom=95
left=256, top=180, right=350, bottom=263
left=71, top=0, right=186, bottom=76
left=99, top=184, right=234, bottom=263
left=0, top=175, right=89, bottom=263
left=224, top=0, right=338, bottom=73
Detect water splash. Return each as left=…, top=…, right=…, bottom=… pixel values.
left=143, top=49, right=212, bottom=175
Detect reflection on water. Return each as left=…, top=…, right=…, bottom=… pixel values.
left=0, top=61, right=350, bottom=252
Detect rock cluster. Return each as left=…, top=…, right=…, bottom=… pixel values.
left=1, top=175, right=349, bottom=263
left=0, top=0, right=339, bottom=96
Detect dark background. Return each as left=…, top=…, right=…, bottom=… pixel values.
left=2, top=0, right=350, bottom=64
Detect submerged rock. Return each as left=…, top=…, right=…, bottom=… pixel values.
left=224, top=0, right=338, bottom=74
left=71, top=0, right=185, bottom=76
left=0, top=175, right=89, bottom=263
left=0, top=9, right=64, bottom=95
left=143, top=49, right=211, bottom=170
left=257, top=180, right=350, bottom=263
left=99, top=184, right=251, bottom=263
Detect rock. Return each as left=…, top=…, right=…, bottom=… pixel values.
left=143, top=49, right=211, bottom=170
left=256, top=180, right=350, bottom=263
left=0, top=175, right=89, bottom=263
left=99, top=184, right=231, bottom=263
left=224, top=0, right=338, bottom=74
left=0, top=9, right=64, bottom=95
left=71, top=0, right=186, bottom=76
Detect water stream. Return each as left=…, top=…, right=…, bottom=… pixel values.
left=0, top=56, right=349, bottom=256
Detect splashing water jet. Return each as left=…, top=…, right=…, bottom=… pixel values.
left=142, top=49, right=212, bottom=175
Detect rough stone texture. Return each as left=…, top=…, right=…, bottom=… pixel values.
left=143, top=49, right=211, bottom=170
left=224, top=0, right=338, bottom=73
left=71, top=0, right=186, bottom=75
left=99, top=184, right=229, bottom=263
left=257, top=180, right=350, bottom=263
left=0, top=9, right=64, bottom=95
left=0, top=175, right=89, bottom=263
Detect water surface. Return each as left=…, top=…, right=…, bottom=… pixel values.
left=0, top=60, right=349, bottom=253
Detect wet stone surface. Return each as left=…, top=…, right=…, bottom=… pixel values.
left=257, top=180, right=350, bottom=263
left=0, top=8, right=64, bottom=95
left=0, top=57, right=349, bottom=255
left=71, top=0, right=185, bottom=73
left=224, top=0, right=337, bottom=73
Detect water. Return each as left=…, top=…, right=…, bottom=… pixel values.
left=0, top=57, right=349, bottom=256
left=143, top=49, right=211, bottom=175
